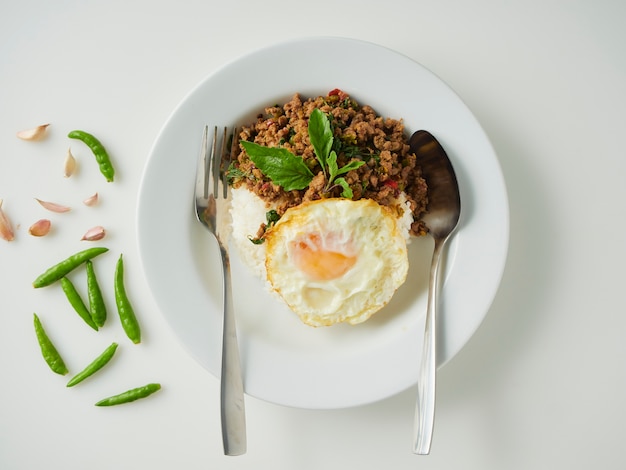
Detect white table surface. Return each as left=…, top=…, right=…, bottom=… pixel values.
left=2, top=1, right=625, bottom=469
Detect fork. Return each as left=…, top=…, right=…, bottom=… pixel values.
left=194, top=125, right=246, bottom=456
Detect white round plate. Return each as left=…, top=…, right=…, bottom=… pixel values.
left=137, top=37, right=509, bottom=409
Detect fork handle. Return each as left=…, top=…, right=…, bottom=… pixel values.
left=413, top=236, right=445, bottom=455
left=219, top=247, right=247, bottom=456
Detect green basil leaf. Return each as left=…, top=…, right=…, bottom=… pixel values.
left=336, top=159, right=366, bottom=176
left=266, top=209, right=280, bottom=227
left=308, top=108, right=333, bottom=170
left=335, top=177, right=353, bottom=199
left=327, top=150, right=339, bottom=181
left=241, top=141, right=314, bottom=191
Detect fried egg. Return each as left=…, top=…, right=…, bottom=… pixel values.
left=264, top=198, right=409, bottom=327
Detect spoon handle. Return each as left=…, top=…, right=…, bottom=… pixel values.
left=413, top=236, right=445, bottom=454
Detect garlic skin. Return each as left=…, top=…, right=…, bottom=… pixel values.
left=64, top=148, right=77, bottom=177
left=81, top=226, right=106, bottom=241
left=17, top=124, right=50, bottom=141
left=0, top=199, right=15, bottom=241
left=29, top=219, right=52, bottom=237
left=35, top=198, right=71, bottom=213
left=83, top=192, right=99, bottom=206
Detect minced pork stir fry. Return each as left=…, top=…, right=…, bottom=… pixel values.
left=227, top=89, right=429, bottom=239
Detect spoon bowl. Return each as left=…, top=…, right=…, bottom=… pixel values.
left=410, top=130, right=461, bottom=238
left=408, top=130, right=461, bottom=455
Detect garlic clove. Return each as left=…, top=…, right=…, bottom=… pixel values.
left=29, top=219, right=52, bottom=237
left=17, top=124, right=50, bottom=141
left=81, top=226, right=106, bottom=241
left=64, top=148, right=77, bottom=178
left=0, top=199, right=15, bottom=242
left=83, top=192, right=99, bottom=206
left=35, top=198, right=71, bottom=213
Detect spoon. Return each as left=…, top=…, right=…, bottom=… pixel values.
left=409, top=130, right=461, bottom=455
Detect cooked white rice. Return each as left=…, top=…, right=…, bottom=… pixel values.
left=229, top=187, right=270, bottom=280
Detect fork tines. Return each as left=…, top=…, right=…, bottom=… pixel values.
left=203, top=126, right=238, bottom=200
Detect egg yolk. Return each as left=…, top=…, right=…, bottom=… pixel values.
left=289, top=232, right=356, bottom=281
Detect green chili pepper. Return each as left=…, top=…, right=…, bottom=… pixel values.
left=61, top=277, right=99, bottom=331
left=67, top=342, right=118, bottom=387
left=33, top=247, right=109, bottom=288
left=68, top=130, right=115, bottom=182
left=86, top=260, right=107, bottom=328
left=114, top=254, right=141, bottom=344
left=33, top=313, right=68, bottom=375
left=95, top=383, right=161, bottom=406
